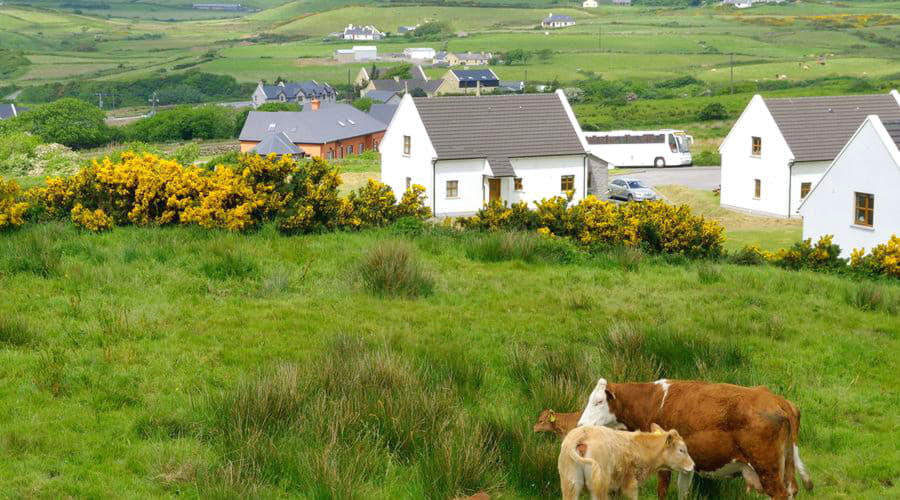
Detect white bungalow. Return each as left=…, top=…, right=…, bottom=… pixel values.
left=718, top=91, right=900, bottom=218
left=798, top=115, right=900, bottom=258
left=380, top=91, right=608, bottom=216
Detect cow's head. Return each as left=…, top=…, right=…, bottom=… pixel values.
left=651, top=423, right=694, bottom=473
left=577, top=378, right=619, bottom=427
left=532, top=408, right=558, bottom=433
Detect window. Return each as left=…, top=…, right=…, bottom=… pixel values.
left=751, top=136, right=762, bottom=156
left=446, top=180, right=458, bottom=198
left=514, top=177, right=523, bottom=191
left=403, top=135, right=411, bottom=155
left=359, top=142, right=364, bottom=154
left=347, top=145, right=353, bottom=155
left=754, top=179, right=761, bottom=199
left=854, top=192, right=874, bottom=227
left=326, top=151, right=333, bottom=160
left=406, top=177, right=411, bottom=190
left=800, top=182, right=811, bottom=199
left=561, top=175, right=575, bottom=192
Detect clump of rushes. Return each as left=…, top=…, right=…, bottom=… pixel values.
left=358, top=240, right=434, bottom=298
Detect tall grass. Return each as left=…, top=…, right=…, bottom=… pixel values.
left=0, top=224, right=64, bottom=277
left=464, top=231, right=579, bottom=264
left=358, top=240, right=434, bottom=298
left=0, top=315, right=34, bottom=347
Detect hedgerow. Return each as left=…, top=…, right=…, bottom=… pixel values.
left=734, top=235, right=899, bottom=280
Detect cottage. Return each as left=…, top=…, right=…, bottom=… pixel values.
left=719, top=91, right=900, bottom=217
left=542, top=13, right=576, bottom=28
left=433, top=51, right=459, bottom=66
left=404, top=47, right=436, bottom=61
left=365, top=90, right=402, bottom=105
left=380, top=91, right=599, bottom=216
left=456, top=52, right=492, bottom=66
left=582, top=0, right=598, bottom=7
left=0, top=103, right=27, bottom=120
left=251, top=81, right=336, bottom=109
left=798, top=115, right=900, bottom=258
left=363, top=68, right=442, bottom=98
left=239, top=100, right=386, bottom=160
left=341, top=24, right=382, bottom=41
left=438, top=69, right=500, bottom=95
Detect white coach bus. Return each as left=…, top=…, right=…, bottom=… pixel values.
left=583, top=129, right=693, bottom=168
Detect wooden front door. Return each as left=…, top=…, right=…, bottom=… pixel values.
left=489, top=178, right=501, bottom=202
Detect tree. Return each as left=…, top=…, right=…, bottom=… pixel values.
left=381, top=64, right=413, bottom=81
left=697, top=102, right=728, bottom=121
left=369, top=64, right=380, bottom=80
left=504, top=49, right=531, bottom=66
left=352, top=97, right=375, bottom=113
left=18, top=98, right=111, bottom=149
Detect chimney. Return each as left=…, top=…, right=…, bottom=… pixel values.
left=310, top=99, right=320, bottom=111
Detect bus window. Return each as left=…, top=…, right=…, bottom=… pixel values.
left=676, top=135, right=691, bottom=152
left=668, top=134, right=678, bottom=153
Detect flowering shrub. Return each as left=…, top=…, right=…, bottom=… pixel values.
left=71, top=204, right=113, bottom=232
left=768, top=235, right=845, bottom=271
left=0, top=178, right=29, bottom=230
left=458, top=195, right=724, bottom=258
left=275, top=156, right=350, bottom=235
left=850, top=235, right=900, bottom=279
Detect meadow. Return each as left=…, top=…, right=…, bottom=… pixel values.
left=0, top=220, right=897, bottom=498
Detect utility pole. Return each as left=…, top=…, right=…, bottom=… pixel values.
left=730, top=53, right=734, bottom=95
left=95, top=92, right=105, bottom=109
left=148, top=91, right=159, bottom=115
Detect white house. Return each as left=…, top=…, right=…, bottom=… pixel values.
left=798, top=116, right=900, bottom=258
left=582, top=0, right=598, bottom=8
left=403, top=47, right=436, bottom=61
left=719, top=91, right=900, bottom=218
left=341, top=24, right=382, bottom=41
left=542, top=13, right=576, bottom=28
left=380, top=91, right=601, bottom=217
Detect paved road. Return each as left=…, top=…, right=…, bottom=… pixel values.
left=610, top=166, right=721, bottom=190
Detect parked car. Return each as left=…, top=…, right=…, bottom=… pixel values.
left=608, top=178, right=658, bottom=202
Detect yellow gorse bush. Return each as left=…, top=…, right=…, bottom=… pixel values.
left=0, top=178, right=29, bottom=230
left=460, top=195, right=724, bottom=258
left=850, top=235, right=900, bottom=279
left=71, top=204, right=113, bottom=232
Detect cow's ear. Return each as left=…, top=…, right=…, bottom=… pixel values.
left=666, top=433, right=675, bottom=446
left=650, top=423, right=664, bottom=434
left=605, top=388, right=615, bottom=401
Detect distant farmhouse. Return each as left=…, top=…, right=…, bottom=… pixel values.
left=398, top=25, right=418, bottom=34
left=582, top=0, right=598, bottom=7
left=799, top=115, right=900, bottom=258
left=334, top=45, right=378, bottom=63
left=542, top=13, right=576, bottom=28
left=433, top=51, right=491, bottom=66
left=0, top=103, right=27, bottom=120
left=359, top=66, right=444, bottom=98
left=719, top=91, right=900, bottom=217
left=239, top=100, right=386, bottom=160
left=251, top=81, right=336, bottom=109
left=439, top=69, right=500, bottom=95
left=341, top=24, right=383, bottom=41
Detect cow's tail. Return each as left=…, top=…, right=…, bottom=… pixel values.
left=785, top=400, right=813, bottom=491
left=566, top=441, right=599, bottom=469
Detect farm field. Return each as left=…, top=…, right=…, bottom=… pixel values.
left=0, top=221, right=897, bottom=497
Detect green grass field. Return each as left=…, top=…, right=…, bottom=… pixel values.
left=0, top=221, right=897, bottom=498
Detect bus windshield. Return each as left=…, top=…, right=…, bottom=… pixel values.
left=676, top=135, right=691, bottom=153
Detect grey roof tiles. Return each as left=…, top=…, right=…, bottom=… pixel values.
left=883, top=119, right=900, bottom=150
left=240, top=104, right=386, bottom=144
left=763, top=93, right=900, bottom=162
left=413, top=93, right=585, bottom=177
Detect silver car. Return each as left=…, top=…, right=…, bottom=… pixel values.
left=608, top=178, right=658, bottom=202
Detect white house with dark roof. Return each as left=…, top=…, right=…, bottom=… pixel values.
left=719, top=91, right=900, bottom=217
left=542, top=13, right=576, bottom=28
left=380, top=91, right=602, bottom=216
left=798, top=116, right=900, bottom=257
left=251, top=81, right=336, bottom=109
left=341, top=24, right=382, bottom=41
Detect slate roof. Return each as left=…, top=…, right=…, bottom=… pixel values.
left=260, top=81, right=333, bottom=100
left=365, top=90, right=399, bottom=103
left=344, top=25, right=381, bottom=37
left=413, top=93, right=586, bottom=177
left=762, top=93, right=900, bottom=162
left=0, top=103, right=26, bottom=120
left=457, top=52, right=491, bottom=61
left=371, top=79, right=442, bottom=94
left=240, top=104, right=386, bottom=144
left=543, top=14, right=575, bottom=23
left=251, top=131, right=302, bottom=156
left=369, top=103, right=398, bottom=126
left=884, top=119, right=900, bottom=150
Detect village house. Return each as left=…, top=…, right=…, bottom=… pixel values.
left=542, top=13, right=576, bottom=28
left=404, top=47, right=436, bottom=61
left=455, top=52, right=492, bottom=66
left=582, top=0, right=598, bottom=8
left=239, top=100, right=386, bottom=160
left=433, top=51, right=460, bottom=66
left=341, top=24, right=383, bottom=41
left=798, top=115, right=900, bottom=258
left=438, top=69, right=500, bottom=95
left=364, top=90, right=402, bottom=105
left=380, top=91, right=605, bottom=216
left=360, top=66, right=442, bottom=97
left=251, top=81, right=336, bottom=109
left=719, top=91, right=900, bottom=217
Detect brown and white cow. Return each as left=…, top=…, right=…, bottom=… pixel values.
left=577, top=378, right=813, bottom=500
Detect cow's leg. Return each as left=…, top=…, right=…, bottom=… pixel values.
left=741, top=465, right=764, bottom=493
left=756, top=467, right=791, bottom=500
left=560, top=474, right=581, bottom=500
left=676, top=470, right=694, bottom=499
left=621, top=476, right=640, bottom=500
left=656, top=471, right=671, bottom=500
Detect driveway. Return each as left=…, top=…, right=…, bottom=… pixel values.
left=610, top=167, right=721, bottom=190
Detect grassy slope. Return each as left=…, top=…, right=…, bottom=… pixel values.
left=0, top=223, right=897, bottom=497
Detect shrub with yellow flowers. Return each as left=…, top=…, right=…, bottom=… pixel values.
left=768, top=235, right=845, bottom=271
left=0, top=177, right=29, bottom=231
left=850, top=235, right=900, bottom=279
left=458, top=200, right=538, bottom=231
left=71, top=204, right=113, bottom=232
left=275, top=156, right=348, bottom=234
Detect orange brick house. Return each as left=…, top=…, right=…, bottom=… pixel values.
left=239, top=100, right=386, bottom=160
